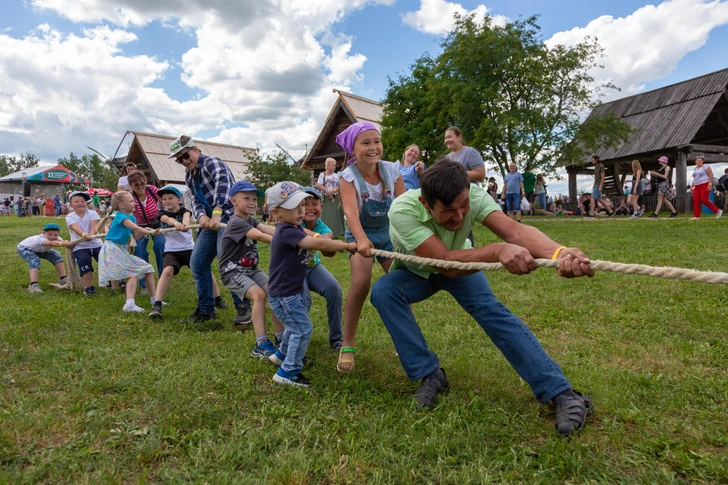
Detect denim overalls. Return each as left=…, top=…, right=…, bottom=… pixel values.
left=344, top=163, right=394, bottom=262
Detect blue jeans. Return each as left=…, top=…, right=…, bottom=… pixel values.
left=134, top=233, right=165, bottom=287
left=191, top=228, right=243, bottom=315
left=370, top=268, right=571, bottom=403
left=304, top=264, right=342, bottom=342
left=269, top=293, right=313, bottom=375
left=537, top=193, right=547, bottom=211
left=505, top=193, right=521, bottom=212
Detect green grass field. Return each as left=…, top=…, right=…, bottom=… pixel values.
left=1, top=214, right=726, bottom=484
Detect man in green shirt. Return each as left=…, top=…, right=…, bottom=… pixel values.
left=522, top=166, right=536, bottom=214
left=370, top=159, right=595, bottom=436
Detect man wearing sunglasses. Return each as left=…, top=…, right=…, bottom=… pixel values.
left=169, top=135, right=252, bottom=325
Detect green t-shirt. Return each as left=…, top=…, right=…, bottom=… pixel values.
left=389, top=185, right=500, bottom=278
left=522, top=171, right=536, bottom=193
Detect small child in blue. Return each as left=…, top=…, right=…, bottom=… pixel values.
left=266, top=182, right=356, bottom=387
left=17, top=223, right=73, bottom=293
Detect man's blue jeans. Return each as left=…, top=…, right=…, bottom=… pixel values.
left=134, top=233, right=165, bottom=287
left=191, top=228, right=243, bottom=315
left=269, top=292, right=313, bottom=375
left=304, top=264, right=342, bottom=342
left=371, top=268, right=571, bottom=404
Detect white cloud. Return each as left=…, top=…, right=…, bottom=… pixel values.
left=546, top=0, right=728, bottom=99
left=401, top=0, right=507, bottom=35
left=0, top=0, right=394, bottom=163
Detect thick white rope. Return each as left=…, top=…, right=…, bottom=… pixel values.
left=370, top=249, right=728, bottom=285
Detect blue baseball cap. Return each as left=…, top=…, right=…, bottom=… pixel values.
left=158, top=186, right=182, bottom=198
left=44, top=223, right=61, bottom=231
left=303, top=186, right=322, bottom=200
left=230, top=181, right=265, bottom=197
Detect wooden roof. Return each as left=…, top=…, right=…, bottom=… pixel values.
left=301, top=90, right=383, bottom=171
left=119, top=132, right=256, bottom=185
left=581, top=68, right=728, bottom=163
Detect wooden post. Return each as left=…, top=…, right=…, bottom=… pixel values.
left=675, top=152, right=687, bottom=213
left=568, top=170, right=577, bottom=203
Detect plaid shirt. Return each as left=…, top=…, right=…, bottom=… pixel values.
left=185, top=153, right=236, bottom=223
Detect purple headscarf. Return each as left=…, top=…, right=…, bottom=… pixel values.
left=335, top=121, right=380, bottom=165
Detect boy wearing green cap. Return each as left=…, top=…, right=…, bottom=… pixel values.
left=17, top=223, right=73, bottom=293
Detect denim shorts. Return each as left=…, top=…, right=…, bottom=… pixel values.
left=591, top=187, right=602, bottom=199
left=505, top=193, right=521, bottom=212
left=18, top=248, right=63, bottom=270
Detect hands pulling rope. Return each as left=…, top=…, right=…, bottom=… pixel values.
left=70, top=223, right=228, bottom=246
left=370, top=249, right=728, bottom=285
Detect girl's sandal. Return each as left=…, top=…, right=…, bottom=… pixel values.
left=337, top=347, right=356, bottom=373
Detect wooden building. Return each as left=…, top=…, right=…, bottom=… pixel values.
left=301, top=90, right=383, bottom=175
left=569, top=68, right=728, bottom=212
left=112, top=132, right=256, bottom=187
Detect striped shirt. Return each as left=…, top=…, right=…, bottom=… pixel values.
left=132, top=185, right=161, bottom=226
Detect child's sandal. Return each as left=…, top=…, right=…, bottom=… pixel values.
left=337, top=347, right=356, bottom=373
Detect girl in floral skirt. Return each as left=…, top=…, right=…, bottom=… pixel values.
left=99, top=191, right=160, bottom=312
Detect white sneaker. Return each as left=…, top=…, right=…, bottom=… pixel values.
left=717, top=209, right=723, bottom=219
left=123, top=303, right=146, bottom=313
left=27, top=283, right=43, bottom=293
left=690, top=217, right=701, bottom=220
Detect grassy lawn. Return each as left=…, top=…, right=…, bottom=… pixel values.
left=1, top=214, right=727, bottom=484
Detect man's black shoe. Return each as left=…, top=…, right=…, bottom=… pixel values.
left=185, top=310, right=216, bottom=323
left=553, top=389, right=594, bottom=436
left=215, top=296, right=228, bottom=310
left=414, top=368, right=449, bottom=408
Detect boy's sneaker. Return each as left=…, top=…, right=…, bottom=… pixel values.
left=251, top=340, right=277, bottom=359
left=184, top=310, right=216, bottom=323
left=84, top=286, right=96, bottom=296
left=27, top=283, right=43, bottom=293
left=670, top=212, right=678, bottom=218
left=122, top=303, right=146, bottom=313
left=649, top=213, right=658, bottom=219
left=148, top=305, right=163, bottom=319
left=273, top=367, right=311, bottom=387
left=636, top=207, right=645, bottom=216
left=607, top=211, right=616, bottom=218
left=717, top=209, right=723, bottom=219
left=414, top=368, right=450, bottom=408
left=330, top=339, right=344, bottom=352
left=214, top=296, right=228, bottom=310
left=58, top=276, right=68, bottom=286
left=274, top=335, right=282, bottom=347
left=629, top=214, right=638, bottom=219
left=269, top=349, right=286, bottom=366
left=233, top=305, right=252, bottom=326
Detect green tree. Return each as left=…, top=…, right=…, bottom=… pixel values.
left=381, top=14, right=633, bottom=177
left=57, top=153, right=119, bottom=189
left=0, top=152, right=40, bottom=177
left=245, top=150, right=311, bottom=190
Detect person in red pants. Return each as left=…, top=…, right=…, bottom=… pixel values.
left=689, top=156, right=722, bottom=220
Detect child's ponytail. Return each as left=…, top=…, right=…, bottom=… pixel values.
left=110, top=191, right=129, bottom=213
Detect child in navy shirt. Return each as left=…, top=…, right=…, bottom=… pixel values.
left=266, top=182, right=356, bottom=387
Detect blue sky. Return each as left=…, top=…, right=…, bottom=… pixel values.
left=1, top=0, right=727, bottom=193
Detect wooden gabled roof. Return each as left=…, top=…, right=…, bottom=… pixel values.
left=119, top=132, right=256, bottom=185
left=301, top=90, right=383, bottom=171
left=583, top=68, right=728, bottom=163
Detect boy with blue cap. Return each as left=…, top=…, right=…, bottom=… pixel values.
left=219, top=181, right=284, bottom=358
left=17, top=223, right=72, bottom=293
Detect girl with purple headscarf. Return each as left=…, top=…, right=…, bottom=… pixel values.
left=335, top=122, right=406, bottom=372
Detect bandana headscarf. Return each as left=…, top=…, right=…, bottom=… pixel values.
left=335, top=121, right=380, bottom=165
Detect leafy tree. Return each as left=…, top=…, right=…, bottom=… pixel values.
left=381, top=14, right=633, bottom=177
left=57, top=153, right=119, bottom=190
left=245, top=150, right=311, bottom=190
left=0, top=152, right=40, bottom=177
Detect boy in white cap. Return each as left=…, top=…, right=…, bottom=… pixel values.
left=265, top=182, right=357, bottom=387
left=65, top=191, right=103, bottom=296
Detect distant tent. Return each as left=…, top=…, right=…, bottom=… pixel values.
left=88, top=187, right=114, bottom=197
left=0, top=164, right=92, bottom=184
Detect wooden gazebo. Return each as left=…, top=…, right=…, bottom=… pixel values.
left=568, top=68, right=728, bottom=212
left=111, top=132, right=256, bottom=188
left=301, top=90, right=383, bottom=176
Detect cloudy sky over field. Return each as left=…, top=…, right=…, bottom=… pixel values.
left=1, top=0, right=728, bottom=191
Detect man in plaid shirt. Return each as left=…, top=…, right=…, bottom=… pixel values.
left=169, top=135, right=252, bottom=324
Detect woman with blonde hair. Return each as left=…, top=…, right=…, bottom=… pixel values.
left=397, top=144, right=426, bottom=190
left=315, top=157, right=345, bottom=237
left=628, top=160, right=644, bottom=218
